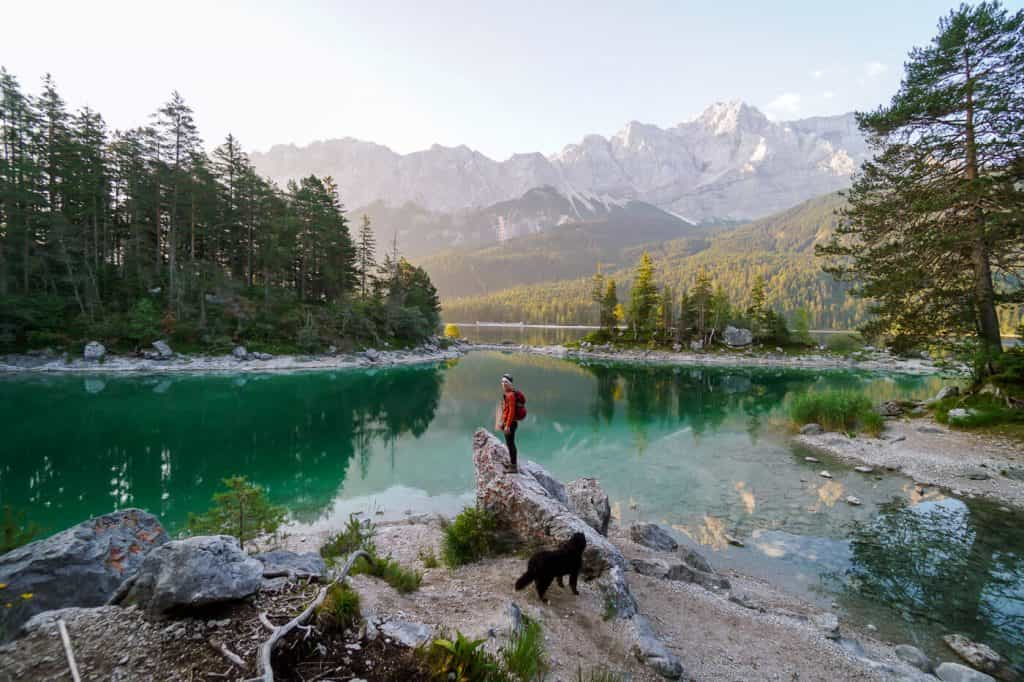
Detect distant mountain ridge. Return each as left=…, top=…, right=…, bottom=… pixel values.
left=251, top=101, right=868, bottom=223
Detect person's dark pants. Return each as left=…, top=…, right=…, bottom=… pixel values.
left=504, top=421, right=518, bottom=468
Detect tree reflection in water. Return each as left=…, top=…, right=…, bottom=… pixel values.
left=843, top=497, right=1024, bottom=670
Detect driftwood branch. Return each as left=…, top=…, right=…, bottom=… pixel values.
left=57, top=618, right=82, bottom=682
left=207, top=638, right=246, bottom=669
left=256, top=549, right=371, bottom=682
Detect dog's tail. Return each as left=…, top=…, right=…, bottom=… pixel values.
left=514, top=569, right=534, bottom=591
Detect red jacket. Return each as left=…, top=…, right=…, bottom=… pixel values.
left=501, top=390, right=517, bottom=429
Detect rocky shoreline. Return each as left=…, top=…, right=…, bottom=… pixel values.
left=471, top=342, right=954, bottom=375
left=796, top=418, right=1024, bottom=510
left=0, top=341, right=467, bottom=374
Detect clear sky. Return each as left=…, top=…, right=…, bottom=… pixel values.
left=5, top=0, right=1022, bottom=160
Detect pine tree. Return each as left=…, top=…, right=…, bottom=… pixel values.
left=747, top=274, right=769, bottom=339
left=690, top=270, right=713, bottom=341
left=628, top=252, right=659, bottom=341
left=356, top=213, right=377, bottom=298
left=601, top=279, right=618, bottom=335
left=590, top=265, right=605, bottom=326
left=819, top=1, right=1024, bottom=364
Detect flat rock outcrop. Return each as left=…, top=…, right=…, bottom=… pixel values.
left=0, top=508, right=168, bottom=641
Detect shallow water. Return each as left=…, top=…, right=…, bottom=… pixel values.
left=1, top=351, right=1021, bottom=668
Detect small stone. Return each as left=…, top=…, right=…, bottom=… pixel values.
left=819, top=471, right=832, bottom=479
left=854, top=466, right=874, bottom=474
left=724, top=534, right=744, bottom=547
left=812, top=612, right=840, bottom=639
left=866, top=623, right=877, bottom=632
left=804, top=456, right=821, bottom=463
left=845, top=496, right=862, bottom=506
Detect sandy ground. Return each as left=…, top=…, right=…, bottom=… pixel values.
left=471, top=344, right=950, bottom=375
left=276, top=517, right=932, bottom=682
left=797, top=418, right=1024, bottom=508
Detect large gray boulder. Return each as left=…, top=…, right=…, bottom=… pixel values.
left=151, top=340, right=173, bottom=359
left=473, top=429, right=684, bottom=679
left=566, top=477, right=611, bottom=536
left=83, top=341, right=106, bottom=361
left=895, top=644, right=933, bottom=673
left=124, top=535, right=262, bottom=615
left=231, top=345, right=248, bottom=360
left=518, top=461, right=568, bottom=506
left=723, top=325, right=753, bottom=348
left=629, top=523, right=678, bottom=552
left=0, top=509, right=168, bottom=641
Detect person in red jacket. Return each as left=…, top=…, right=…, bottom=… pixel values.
left=499, top=373, right=521, bottom=473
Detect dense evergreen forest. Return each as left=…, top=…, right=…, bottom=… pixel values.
left=0, top=69, right=440, bottom=354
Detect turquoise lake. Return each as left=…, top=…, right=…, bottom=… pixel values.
left=0, top=351, right=1021, bottom=669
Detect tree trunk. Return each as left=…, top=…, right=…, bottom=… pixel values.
left=964, top=63, right=1004, bottom=361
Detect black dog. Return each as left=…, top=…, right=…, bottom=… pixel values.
left=514, top=532, right=586, bottom=602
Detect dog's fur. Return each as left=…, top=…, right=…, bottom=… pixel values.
left=514, top=532, right=586, bottom=602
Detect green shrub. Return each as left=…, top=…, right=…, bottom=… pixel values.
left=186, top=476, right=286, bottom=546
left=444, top=323, right=461, bottom=339
left=824, top=332, right=864, bottom=354
left=316, top=582, right=361, bottom=632
left=352, top=553, right=422, bottom=594
left=934, top=394, right=1024, bottom=429
left=442, top=507, right=499, bottom=568
left=501, top=617, right=546, bottom=681
left=417, top=546, right=440, bottom=569
left=2, top=506, right=44, bottom=554
left=320, top=514, right=377, bottom=560
left=789, top=391, right=881, bottom=435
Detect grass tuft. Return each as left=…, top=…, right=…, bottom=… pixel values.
left=501, top=618, right=547, bottom=681
left=315, top=582, right=361, bottom=632
left=789, top=390, right=882, bottom=435
left=352, top=553, right=422, bottom=594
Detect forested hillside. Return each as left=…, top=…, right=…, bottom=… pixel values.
left=443, top=189, right=1024, bottom=334
left=442, top=194, right=867, bottom=329
left=0, top=69, right=440, bottom=353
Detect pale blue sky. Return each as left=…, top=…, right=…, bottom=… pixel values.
left=6, top=0, right=1021, bottom=159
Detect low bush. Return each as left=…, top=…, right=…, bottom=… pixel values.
left=424, top=619, right=547, bottom=682
left=186, top=476, right=286, bottom=546
left=417, top=546, right=440, bottom=568
left=934, top=394, right=1024, bottom=430
left=789, top=391, right=881, bottom=435
left=441, top=507, right=499, bottom=568
left=316, top=582, right=361, bottom=632
left=824, top=332, right=864, bottom=354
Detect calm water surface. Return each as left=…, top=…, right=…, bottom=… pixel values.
left=1, top=352, right=1021, bottom=669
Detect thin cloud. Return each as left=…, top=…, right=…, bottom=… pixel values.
left=810, top=69, right=826, bottom=80
left=822, top=90, right=836, bottom=100
left=765, top=92, right=802, bottom=119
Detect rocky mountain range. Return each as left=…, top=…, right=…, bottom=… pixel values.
left=250, top=101, right=868, bottom=224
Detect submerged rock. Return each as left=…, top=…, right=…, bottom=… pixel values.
left=566, top=478, right=611, bottom=536
left=943, top=634, right=1018, bottom=681
left=83, top=341, right=106, bottom=361
left=124, top=535, right=262, bottom=615
left=0, top=509, right=168, bottom=641
left=819, top=471, right=833, bottom=479
left=876, top=400, right=903, bottom=417
left=935, top=662, right=997, bottom=682
left=231, top=345, right=248, bottom=360
left=629, top=523, right=678, bottom=552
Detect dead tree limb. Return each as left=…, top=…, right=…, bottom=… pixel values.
left=57, top=618, right=82, bottom=682
left=256, top=549, right=371, bottom=682
left=207, top=638, right=246, bottom=669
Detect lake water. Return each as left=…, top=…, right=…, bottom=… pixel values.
left=1, top=351, right=1021, bottom=669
